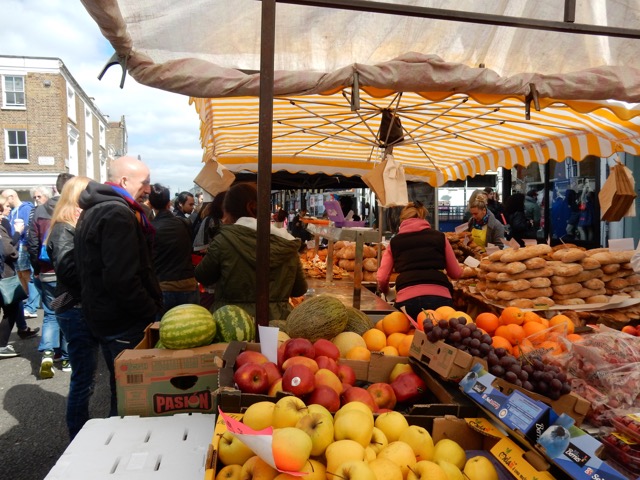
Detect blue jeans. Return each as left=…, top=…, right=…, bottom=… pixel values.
left=102, top=329, right=145, bottom=417
left=36, top=278, right=68, bottom=359
left=394, top=295, right=453, bottom=322
left=24, top=272, right=41, bottom=314
left=157, top=289, right=200, bottom=320
left=57, top=307, right=107, bottom=439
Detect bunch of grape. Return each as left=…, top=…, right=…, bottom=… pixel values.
left=423, top=317, right=572, bottom=398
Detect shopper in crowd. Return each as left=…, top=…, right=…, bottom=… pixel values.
left=577, top=190, right=596, bottom=242
left=524, top=189, right=541, bottom=237
left=45, top=175, right=99, bottom=438
left=563, top=188, right=581, bottom=241
left=273, top=208, right=288, bottom=229
left=195, top=183, right=307, bottom=320
left=377, top=202, right=462, bottom=320
left=503, top=193, right=531, bottom=247
left=74, top=156, right=162, bottom=416
left=467, top=193, right=505, bottom=249
left=28, top=176, right=74, bottom=378
left=174, top=191, right=195, bottom=220
left=149, top=184, right=199, bottom=317
left=289, top=208, right=312, bottom=250
left=484, top=187, right=505, bottom=224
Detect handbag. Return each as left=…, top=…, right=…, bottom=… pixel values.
left=0, top=275, right=28, bottom=306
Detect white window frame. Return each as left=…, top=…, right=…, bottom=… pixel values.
left=67, top=86, right=76, bottom=123
left=99, top=122, right=106, bottom=148
left=2, top=75, right=26, bottom=109
left=86, top=132, right=94, bottom=178
left=84, top=104, right=92, bottom=135
left=4, top=129, right=29, bottom=163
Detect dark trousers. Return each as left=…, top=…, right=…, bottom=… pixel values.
left=394, top=295, right=453, bottom=322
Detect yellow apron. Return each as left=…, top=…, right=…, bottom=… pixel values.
left=471, top=226, right=488, bottom=248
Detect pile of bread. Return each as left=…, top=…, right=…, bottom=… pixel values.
left=445, top=231, right=485, bottom=262
left=475, top=244, right=640, bottom=308
left=300, top=249, right=349, bottom=280
left=300, top=241, right=382, bottom=281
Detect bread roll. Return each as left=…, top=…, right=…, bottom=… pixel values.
left=553, top=287, right=607, bottom=300
left=523, top=257, right=547, bottom=270
left=486, top=279, right=532, bottom=292
left=586, top=295, right=609, bottom=304
left=602, top=264, right=621, bottom=274
left=550, top=269, right=603, bottom=285
left=363, top=245, right=377, bottom=258
left=589, top=250, right=635, bottom=265
left=338, top=259, right=355, bottom=271
left=479, top=260, right=527, bottom=274
left=547, top=261, right=583, bottom=277
left=606, top=278, right=629, bottom=290
left=341, top=244, right=356, bottom=260
left=363, top=257, right=378, bottom=272
left=552, top=248, right=587, bottom=263
left=488, top=250, right=506, bottom=262
left=497, top=287, right=553, bottom=300
left=580, top=257, right=601, bottom=270
left=529, top=277, right=552, bottom=289
left=508, top=299, right=535, bottom=308
left=552, top=283, right=583, bottom=295
left=500, top=244, right=552, bottom=263
left=532, top=296, right=555, bottom=307
left=363, top=270, right=377, bottom=282
left=556, top=298, right=586, bottom=305
left=582, top=278, right=605, bottom=290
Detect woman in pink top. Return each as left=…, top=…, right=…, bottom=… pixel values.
left=377, top=202, right=462, bottom=321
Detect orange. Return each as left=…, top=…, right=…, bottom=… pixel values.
left=417, top=309, right=438, bottom=326
left=375, top=319, right=385, bottom=332
left=495, top=324, right=526, bottom=346
left=475, top=312, right=500, bottom=335
left=537, top=340, right=564, bottom=356
left=539, top=317, right=550, bottom=328
left=382, top=311, right=411, bottom=335
left=512, top=338, right=535, bottom=357
left=345, top=346, right=371, bottom=361
left=380, top=346, right=399, bottom=356
left=491, top=335, right=513, bottom=354
left=398, top=334, right=415, bottom=357
left=566, top=333, right=584, bottom=343
left=522, top=321, right=548, bottom=344
left=622, top=325, right=637, bottom=335
left=500, top=306, right=525, bottom=326
left=435, top=306, right=457, bottom=321
left=386, top=332, right=407, bottom=351
left=363, top=329, right=387, bottom=352
left=523, top=311, right=543, bottom=324
left=549, top=314, right=575, bottom=335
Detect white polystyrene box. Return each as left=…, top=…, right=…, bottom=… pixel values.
left=45, top=413, right=215, bottom=480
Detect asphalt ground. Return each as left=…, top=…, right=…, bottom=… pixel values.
left=0, top=310, right=111, bottom=480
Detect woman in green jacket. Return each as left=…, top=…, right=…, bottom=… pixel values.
left=194, top=183, right=308, bottom=320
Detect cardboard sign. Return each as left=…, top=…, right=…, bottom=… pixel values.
left=609, top=238, right=634, bottom=251
left=455, top=223, right=469, bottom=234
left=464, top=256, right=481, bottom=268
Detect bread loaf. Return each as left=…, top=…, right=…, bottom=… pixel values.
left=500, top=244, right=552, bottom=263
left=488, top=250, right=506, bottom=262
left=486, top=279, right=532, bottom=292
left=552, top=283, right=583, bottom=295
left=552, top=248, right=587, bottom=263
left=490, top=267, right=553, bottom=281
left=553, top=287, right=607, bottom=300
left=547, top=261, right=583, bottom=277
left=523, top=257, right=546, bottom=269
left=497, top=287, right=553, bottom=300
left=479, top=260, right=527, bottom=274
left=589, top=250, right=635, bottom=265
left=550, top=269, right=603, bottom=285
left=363, top=257, right=378, bottom=272
left=529, top=277, right=552, bottom=289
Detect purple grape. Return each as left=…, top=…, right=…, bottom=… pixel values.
left=460, top=327, right=471, bottom=338
left=522, top=381, right=534, bottom=391
left=487, top=352, right=500, bottom=366
left=504, top=371, right=518, bottom=383
left=469, top=338, right=481, bottom=349
left=494, top=347, right=508, bottom=358
left=469, top=348, right=481, bottom=357
left=480, top=333, right=493, bottom=344
left=438, top=319, right=449, bottom=330
left=449, top=331, right=462, bottom=343
left=458, top=317, right=468, bottom=326
left=490, top=365, right=505, bottom=377
left=423, top=322, right=434, bottom=333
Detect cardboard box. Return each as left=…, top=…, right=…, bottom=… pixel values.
left=410, top=330, right=487, bottom=381
left=46, top=413, right=215, bottom=480
left=115, top=323, right=226, bottom=417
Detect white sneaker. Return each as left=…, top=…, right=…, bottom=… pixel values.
left=23, top=310, right=37, bottom=319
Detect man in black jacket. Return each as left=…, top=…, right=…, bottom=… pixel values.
left=74, top=156, right=162, bottom=416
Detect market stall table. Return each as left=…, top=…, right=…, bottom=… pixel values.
left=305, top=277, right=395, bottom=313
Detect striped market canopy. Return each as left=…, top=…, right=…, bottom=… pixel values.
left=192, top=89, right=640, bottom=187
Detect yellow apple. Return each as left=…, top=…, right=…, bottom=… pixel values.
left=272, top=396, right=309, bottom=428
left=325, top=440, right=366, bottom=476
left=435, top=460, right=464, bottom=480
left=368, top=427, right=388, bottom=455
left=254, top=457, right=279, bottom=480
left=330, top=461, right=376, bottom=480
left=272, top=427, right=313, bottom=472
left=296, top=412, right=335, bottom=456
left=463, top=456, right=498, bottom=480
left=376, top=442, right=416, bottom=479
left=367, top=458, right=403, bottom=480
left=218, top=431, right=255, bottom=466
left=241, top=456, right=259, bottom=480
left=398, top=425, right=434, bottom=461
left=388, top=364, right=412, bottom=383
left=216, top=465, right=242, bottom=480
left=374, top=412, right=409, bottom=443
left=406, top=461, right=447, bottom=480
left=273, top=459, right=326, bottom=480
left=307, top=403, right=333, bottom=422
left=334, top=409, right=374, bottom=447
left=335, top=402, right=374, bottom=421
left=243, top=401, right=276, bottom=431
left=364, top=446, right=377, bottom=462
left=432, top=439, right=466, bottom=470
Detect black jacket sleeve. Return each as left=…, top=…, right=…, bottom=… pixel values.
left=27, top=206, right=41, bottom=273
left=48, top=223, right=79, bottom=292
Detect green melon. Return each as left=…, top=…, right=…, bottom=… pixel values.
left=285, top=294, right=348, bottom=342
left=159, top=304, right=216, bottom=349
left=344, top=306, right=375, bottom=335
left=212, top=305, right=256, bottom=342
left=269, top=320, right=289, bottom=333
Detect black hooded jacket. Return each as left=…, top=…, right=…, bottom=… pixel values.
left=74, top=182, right=162, bottom=337
left=27, top=196, right=58, bottom=275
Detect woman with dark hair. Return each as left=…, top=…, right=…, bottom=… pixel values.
left=174, top=191, right=195, bottom=220
left=503, top=193, right=530, bottom=247
left=194, top=183, right=307, bottom=319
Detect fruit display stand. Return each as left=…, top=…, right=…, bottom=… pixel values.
left=45, top=413, right=215, bottom=480
left=305, top=278, right=396, bottom=314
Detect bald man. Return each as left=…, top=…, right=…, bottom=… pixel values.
left=74, top=156, right=162, bottom=416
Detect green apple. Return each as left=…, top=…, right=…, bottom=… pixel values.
left=374, top=412, right=409, bottom=443
left=367, top=458, right=403, bottom=480
left=296, top=412, right=334, bottom=456
left=325, top=440, right=366, bottom=476
left=272, top=427, right=313, bottom=472
left=243, top=401, right=276, bottom=431
left=368, top=427, right=388, bottom=455
left=398, top=425, right=434, bottom=461
left=216, top=464, right=242, bottom=480
left=376, top=441, right=416, bottom=479
left=432, top=439, right=466, bottom=470
left=218, top=431, right=255, bottom=466
left=406, top=461, right=447, bottom=480
left=333, top=409, right=374, bottom=447
left=272, top=396, right=309, bottom=428
left=330, top=461, right=376, bottom=480
left=463, top=456, right=498, bottom=480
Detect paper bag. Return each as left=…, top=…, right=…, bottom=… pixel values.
left=362, top=157, right=389, bottom=206
left=193, top=159, right=236, bottom=196
left=383, top=154, right=409, bottom=206
left=599, top=163, right=637, bottom=221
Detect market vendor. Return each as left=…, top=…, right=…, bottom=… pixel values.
left=467, top=193, right=505, bottom=249
left=377, top=202, right=462, bottom=320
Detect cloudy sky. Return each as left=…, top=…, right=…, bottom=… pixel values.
left=2, top=0, right=203, bottom=194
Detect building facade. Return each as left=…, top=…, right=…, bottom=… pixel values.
left=0, top=55, right=125, bottom=198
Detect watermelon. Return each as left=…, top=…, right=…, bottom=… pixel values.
left=159, top=304, right=216, bottom=349
left=212, top=305, right=256, bottom=342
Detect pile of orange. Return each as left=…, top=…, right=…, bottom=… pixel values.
left=363, top=311, right=415, bottom=356
left=474, top=307, right=583, bottom=357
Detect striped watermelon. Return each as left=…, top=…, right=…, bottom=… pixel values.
left=159, top=304, right=217, bottom=349
left=212, top=305, right=256, bottom=342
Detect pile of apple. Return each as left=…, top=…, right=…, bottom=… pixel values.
left=215, top=398, right=498, bottom=480
left=232, top=337, right=426, bottom=412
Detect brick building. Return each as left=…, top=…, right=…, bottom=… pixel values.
left=0, top=55, right=126, bottom=199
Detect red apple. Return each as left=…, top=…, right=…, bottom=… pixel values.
left=313, top=339, right=340, bottom=360
left=307, top=385, right=341, bottom=412
left=234, top=363, right=270, bottom=394
left=367, top=383, right=397, bottom=410
left=391, top=372, right=426, bottom=403
left=377, top=408, right=393, bottom=414
left=277, top=340, right=290, bottom=368
left=282, top=364, right=316, bottom=396
left=236, top=350, right=269, bottom=368
left=263, top=362, right=282, bottom=385
left=341, top=386, right=377, bottom=412
left=341, top=382, right=352, bottom=393
left=337, top=364, right=357, bottom=385
left=315, top=356, right=339, bottom=375
left=268, top=378, right=283, bottom=396
left=284, top=338, right=316, bottom=360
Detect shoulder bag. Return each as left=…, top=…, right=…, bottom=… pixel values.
left=0, top=275, right=28, bottom=306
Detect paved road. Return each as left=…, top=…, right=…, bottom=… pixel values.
left=0, top=310, right=111, bottom=480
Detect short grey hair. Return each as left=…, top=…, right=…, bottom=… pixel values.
left=31, top=185, right=54, bottom=200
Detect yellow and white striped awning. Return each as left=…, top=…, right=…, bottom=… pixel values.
left=192, top=90, right=640, bottom=187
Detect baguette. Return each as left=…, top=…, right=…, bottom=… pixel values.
left=497, top=287, right=554, bottom=300
left=479, top=260, right=527, bottom=274
left=500, top=244, right=552, bottom=263
left=490, top=267, right=553, bottom=281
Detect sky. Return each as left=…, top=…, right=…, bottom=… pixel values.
left=2, top=0, right=203, bottom=194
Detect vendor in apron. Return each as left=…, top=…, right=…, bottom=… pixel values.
left=467, top=193, right=505, bottom=249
